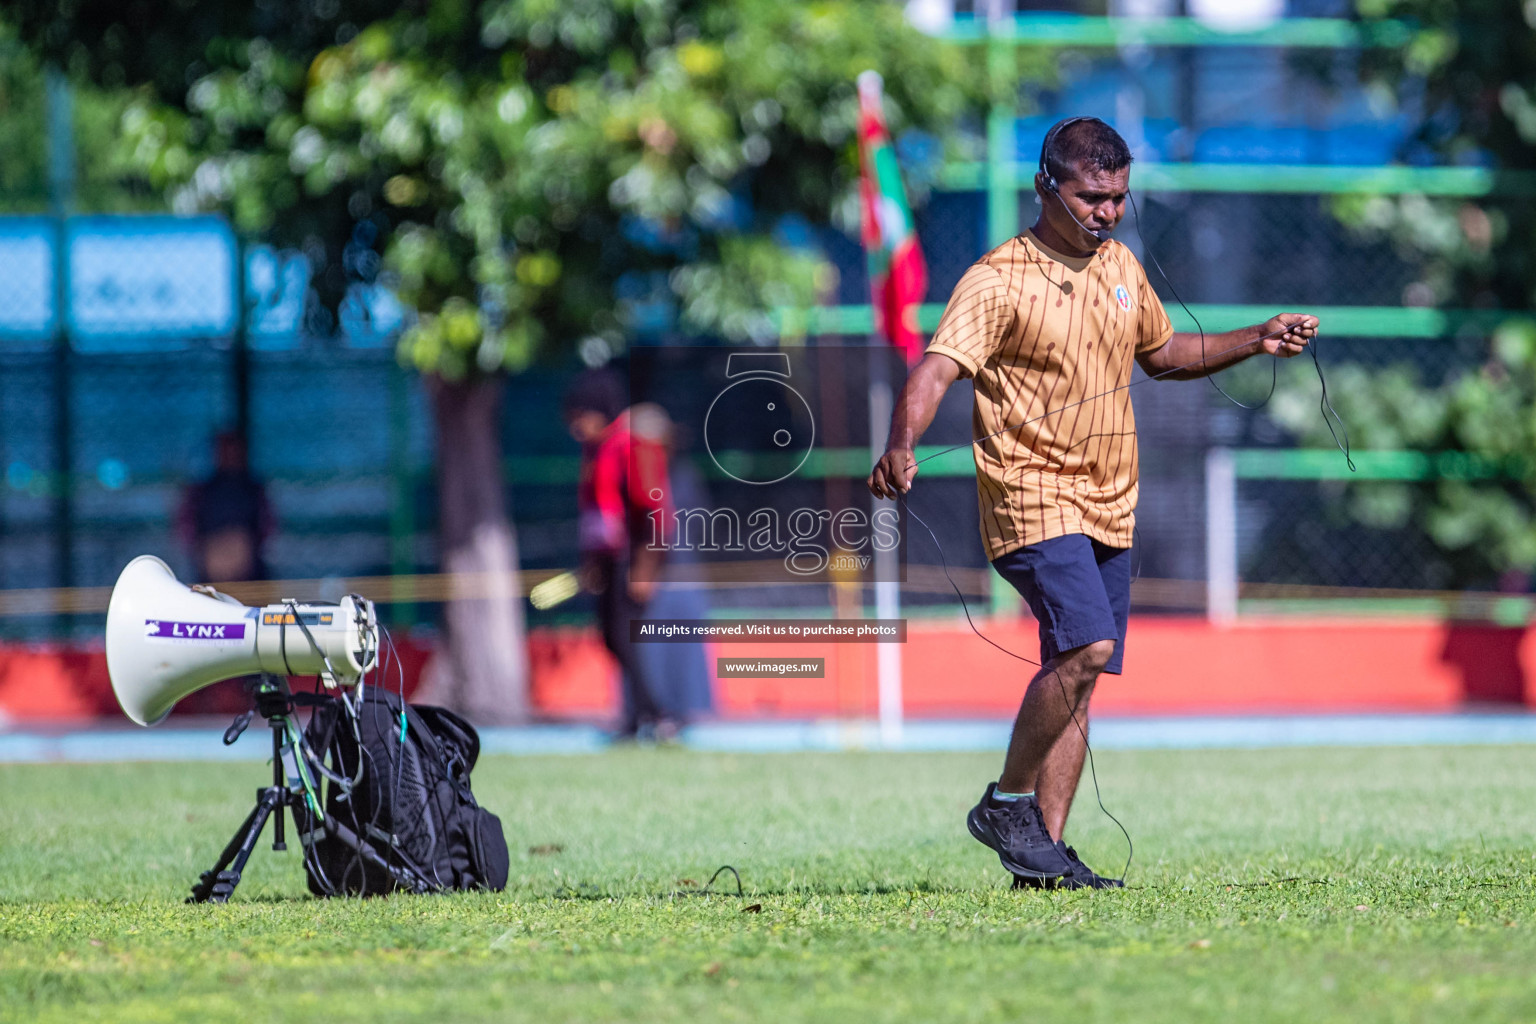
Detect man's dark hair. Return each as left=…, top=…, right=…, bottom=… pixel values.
left=563, top=367, right=628, bottom=422
left=1044, top=118, right=1133, bottom=185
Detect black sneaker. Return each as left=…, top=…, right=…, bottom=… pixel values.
left=967, top=783, right=1072, bottom=881
left=1011, top=842, right=1124, bottom=890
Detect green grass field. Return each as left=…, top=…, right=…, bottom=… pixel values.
left=3, top=744, right=1535, bottom=1022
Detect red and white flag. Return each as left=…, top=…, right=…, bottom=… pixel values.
left=857, top=70, right=928, bottom=364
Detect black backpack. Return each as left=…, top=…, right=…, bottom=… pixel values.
left=298, top=687, right=509, bottom=896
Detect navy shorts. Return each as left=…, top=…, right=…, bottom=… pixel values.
left=991, top=533, right=1133, bottom=674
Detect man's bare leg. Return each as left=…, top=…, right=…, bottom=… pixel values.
left=1035, top=692, right=1092, bottom=841
left=995, top=640, right=1113, bottom=839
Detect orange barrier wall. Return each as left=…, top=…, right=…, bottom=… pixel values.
left=3, top=616, right=1532, bottom=724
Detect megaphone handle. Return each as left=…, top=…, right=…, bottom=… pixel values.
left=223, top=710, right=255, bottom=746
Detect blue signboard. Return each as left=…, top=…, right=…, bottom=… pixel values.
left=0, top=215, right=237, bottom=351
left=67, top=216, right=237, bottom=350
left=0, top=219, right=58, bottom=348
left=0, top=214, right=404, bottom=352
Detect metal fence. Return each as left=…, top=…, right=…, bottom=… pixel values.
left=1, top=12, right=1517, bottom=638
left=801, top=179, right=1490, bottom=615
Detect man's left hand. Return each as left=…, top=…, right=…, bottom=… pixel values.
left=1259, top=313, right=1319, bottom=357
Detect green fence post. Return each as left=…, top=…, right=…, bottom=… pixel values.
left=389, top=359, right=417, bottom=628
left=47, top=67, right=74, bottom=637
left=233, top=238, right=251, bottom=450
left=986, top=18, right=1019, bottom=248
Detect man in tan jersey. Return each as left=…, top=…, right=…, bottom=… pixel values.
left=868, top=117, right=1319, bottom=888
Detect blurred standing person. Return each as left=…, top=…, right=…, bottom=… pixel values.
left=179, top=430, right=273, bottom=583
left=630, top=403, right=714, bottom=728
left=564, top=370, right=675, bottom=739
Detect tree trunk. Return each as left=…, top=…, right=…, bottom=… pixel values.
left=422, top=375, right=530, bottom=725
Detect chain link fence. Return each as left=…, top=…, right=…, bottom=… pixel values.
left=0, top=178, right=1492, bottom=637
left=796, top=176, right=1488, bottom=614
left=0, top=221, right=446, bottom=640
left=1235, top=477, right=1451, bottom=594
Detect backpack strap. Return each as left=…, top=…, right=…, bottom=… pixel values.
left=301, top=694, right=344, bottom=761
left=412, top=705, right=482, bottom=772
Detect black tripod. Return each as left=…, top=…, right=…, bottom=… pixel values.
left=188, top=678, right=430, bottom=903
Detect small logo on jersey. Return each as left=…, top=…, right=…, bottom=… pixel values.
left=1114, top=285, right=1134, bottom=312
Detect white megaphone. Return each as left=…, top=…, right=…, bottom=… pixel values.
left=106, top=555, right=378, bottom=726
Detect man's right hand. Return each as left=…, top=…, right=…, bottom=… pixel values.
left=868, top=448, right=919, bottom=500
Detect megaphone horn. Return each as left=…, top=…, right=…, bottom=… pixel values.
left=105, top=555, right=378, bottom=726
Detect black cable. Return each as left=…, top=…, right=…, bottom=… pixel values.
left=349, top=602, right=389, bottom=895
left=349, top=646, right=390, bottom=894
left=343, top=610, right=422, bottom=894
left=383, top=621, right=449, bottom=892
left=371, top=621, right=447, bottom=892
left=282, top=598, right=384, bottom=894
left=671, top=865, right=744, bottom=898
left=907, top=504, right=1133, bottom=884
left=913, top=322, right=1316, bottom=471
left=299, top=675, right=341, bottom=897
left=1127, top=189, right=1277, bottom=411
left=385, top=627, right=409, bottom=809
left=381, top=625, right=416, bottom=889
left=1130, top=524, right=1142, bottom=585
left=1309, top=334, right=1356, bottom=472
left=1127, top=190, right=1351, bottom=468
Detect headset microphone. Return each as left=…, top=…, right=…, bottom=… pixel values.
left=1045, top=182, right=1113, bottom=245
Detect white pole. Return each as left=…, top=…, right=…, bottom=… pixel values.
left=869, top=364, right=904, bottom=748
left=875, top=579, right=902, bottom=748
left=1205, top=447, right=1238, bottom=625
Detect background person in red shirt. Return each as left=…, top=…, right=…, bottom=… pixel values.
left=564, top=369, right=675, bottom=739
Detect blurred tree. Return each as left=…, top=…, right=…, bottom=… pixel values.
left=1270, top=0, right=1536, bottom=588
left=15, top=0, right=988, bottom=719
left=0, top=19, right=159, bottom=212
left=0, top=23, right=50, bottom=208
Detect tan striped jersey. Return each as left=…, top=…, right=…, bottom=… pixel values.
left=925, top=230, right=1173, bottom=559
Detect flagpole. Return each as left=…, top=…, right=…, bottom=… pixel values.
left=868, top=346, right=903, bottom=750
left=857, top=69, right=919, bottom=751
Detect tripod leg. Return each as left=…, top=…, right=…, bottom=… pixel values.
left=271, top=790, right=287, bottom=851
left=187, top=788, right=282, bottom=903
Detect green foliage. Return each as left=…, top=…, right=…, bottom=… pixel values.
left=1274, top=0, right=1536, bottom=585
left=5, top=747, right=1536, bottom=1022
left=1272, top=323, right=1536, bottom=578
left=20, top=1, right=986, bottom=377
left=0, top=26, right=48, bottom=208
left=1343, top=0, right=1536, bottom=308
left=0, top=22, right=161, bottom=214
